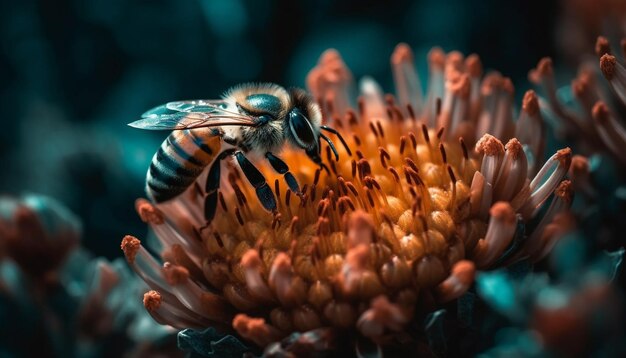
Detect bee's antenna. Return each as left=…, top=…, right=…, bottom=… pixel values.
left=320, top=133, right=339, bottom=161
left=320, top=125, right=352, bottom=156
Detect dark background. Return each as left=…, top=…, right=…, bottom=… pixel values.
left=0, top=0, right=566, bottom=258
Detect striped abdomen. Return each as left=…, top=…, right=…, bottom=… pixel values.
left=146, top=128, right=221, bottom=203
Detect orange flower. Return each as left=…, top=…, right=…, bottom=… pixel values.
left=123, top=43, right=573, bottom=353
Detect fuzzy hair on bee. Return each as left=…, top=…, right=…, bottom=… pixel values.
left=221, top=83, right=323, bottom=155
left=129, top=82, right=350, bottom=224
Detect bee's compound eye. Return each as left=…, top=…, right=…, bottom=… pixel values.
left=288, top=108, right=316, bottom=149
left=245, top=94, right=282, bottom=116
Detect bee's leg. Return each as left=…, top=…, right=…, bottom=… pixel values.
left=265, top=152, right=301, bottom=196
left=306, top=147, right=330, bottom=175
left=234, top=151, right=277, bottom=212
left=203, top=161, right=221, bottom=224
left=204, top=149, right=235, bottom=223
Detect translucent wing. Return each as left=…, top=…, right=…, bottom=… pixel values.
left=129, top=100, right=257, bottom=130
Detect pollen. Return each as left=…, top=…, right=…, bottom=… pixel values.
left=554, top=180, right=574, bottom=203
left=592, top=101, right=610, bottom=123
left=120, top=235, right=141, bottom=264
left=143, top=290, right=162, bottom=312
left=476, top=134, right=505, bottom=156
left=600, top=54, right=617, bottom=80
left=522, top=90, right=539, bottom=116
left=135, top=198, right=164, bottom=225
left=595, top=36, right=611, bottom=57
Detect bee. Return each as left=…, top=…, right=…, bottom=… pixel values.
left=129, top=83, right=350, bottom=223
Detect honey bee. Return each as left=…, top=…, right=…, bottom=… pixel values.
left=129, top=83, right=350, bottom=223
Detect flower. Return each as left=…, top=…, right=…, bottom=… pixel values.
left=0, top=194, right=175, bottom=357
left=475, top=212, right=625, bottom=357
left=123, top=43, right=574, bottom=356
left=469, top=36, right=626, bottom=357
left=0, top=194, right=81, bottom=286
left=531, top=36, right=626, bottom=250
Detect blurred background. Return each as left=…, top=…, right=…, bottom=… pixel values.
left=0, top=0, right=605, bottom=259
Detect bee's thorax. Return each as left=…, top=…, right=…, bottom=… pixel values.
left=239, top=120, right=286, bottom=155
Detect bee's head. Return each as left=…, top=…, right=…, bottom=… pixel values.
left=284, top=88, right=322, bottom=158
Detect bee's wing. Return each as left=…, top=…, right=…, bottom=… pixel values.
left=129, top=100, right=257, bottom=130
